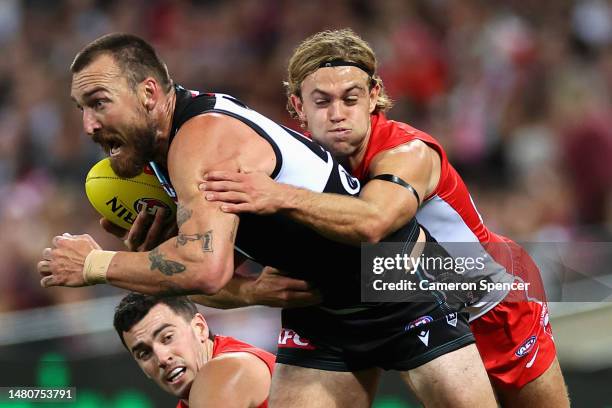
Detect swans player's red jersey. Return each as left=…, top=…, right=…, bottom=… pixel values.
left=352, top=112, right=556, bottom=388
left=176, top=335, right=274, bottom=407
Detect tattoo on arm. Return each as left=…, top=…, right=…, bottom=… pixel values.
left=176, top=204, right=192, bottom=229
left=176, top=231, right=213, bottom=252
left=149, top=247, right=186, bottom=276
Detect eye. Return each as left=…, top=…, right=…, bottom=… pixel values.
left=137, top=349, right=151, bottom=360
left=314, top=99, right=329, bottom=107
left=344, top=96, right=359, bottom=105
left=92, top=99, right=106, bottom=111
left=162, top=332, right=174, bottom=344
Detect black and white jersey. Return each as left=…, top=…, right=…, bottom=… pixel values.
left=154, top=85, right=419, bottom=308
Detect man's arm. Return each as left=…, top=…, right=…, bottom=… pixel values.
left=99, top=205, right=178, bottom=252
left=188, top=353, right=271, bottom=408
left=96, top=115, right=243, bottom=295
left=39, top=114, right=267, bottom=296
left=190, top=266, right=322, bottom=309
left=202, top=140, right=440, bottom=245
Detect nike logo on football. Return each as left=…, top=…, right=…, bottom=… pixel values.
left=526, top=346, right=540, bottom=368
left=418, top=330, right=429, bottom=347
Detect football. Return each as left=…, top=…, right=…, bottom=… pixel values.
left=85, top=158, right=176, bottom=230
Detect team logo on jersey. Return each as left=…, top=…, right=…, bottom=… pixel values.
left=338, top=165, right=360, bottom=194
left=277, top=329, right=315, bottom=350
left=405, top=315, right=433, bottom=331
left=134, top=198, right=173, bottom=219
left=446, top=312, right=458, bottom=327
left=515, top=335, right=537, bottom=357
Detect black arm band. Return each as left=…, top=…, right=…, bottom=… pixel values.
left=371, top=174, right=421, bottom=207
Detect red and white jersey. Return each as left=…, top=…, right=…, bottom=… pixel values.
left=177, top=335, right=275, bottom=408
left=354, top=113, right=520, bottom=320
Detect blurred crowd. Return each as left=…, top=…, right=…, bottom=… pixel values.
left=0, top=0, right=610, bottom=312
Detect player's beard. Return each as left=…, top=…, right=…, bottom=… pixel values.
left=108, top=121, right=157, bottom=178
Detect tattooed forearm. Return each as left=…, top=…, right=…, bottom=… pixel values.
left=176, top=204, right=192, bottom=228
left=149, top=247, right=186, bottom=276
left=175, top=231, right=213, bottom=252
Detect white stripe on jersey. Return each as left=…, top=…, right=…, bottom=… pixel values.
left=213, top=95, right=334, bottom=192
left=418, top=195, right=514, bottom=320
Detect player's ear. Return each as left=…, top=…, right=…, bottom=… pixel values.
left=290, top=94, right=306, bottom=123
left=191, top=313, right=209, bottom=343
left=139, top=78, right=158, bottom=112
left=368, top=80, right=380, bottom=114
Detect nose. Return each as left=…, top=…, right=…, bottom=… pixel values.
left=155, top=345, right=173, bottom=369
left=83, top=108, right=102, bottom=136
left=328, top=100, right=345, bottom=123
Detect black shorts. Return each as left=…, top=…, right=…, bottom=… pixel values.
left=277, top=305, right=474, bottom=372
left=277, top=227, right=474, bottom=372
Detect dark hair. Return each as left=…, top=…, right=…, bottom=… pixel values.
left=113, top=293, right=209, bottom=348
left=70, top=33, right=173, bottom=92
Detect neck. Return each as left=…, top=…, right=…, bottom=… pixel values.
left=204, top=337, right=215, bottom=360
left=347, top=122, right=372, bottom=171
left=180, top=337, right=214, bottom=407
left=152, top=88, right=177, bottom=168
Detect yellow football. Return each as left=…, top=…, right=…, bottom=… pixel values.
left=85, top=158, right=176, bottom=230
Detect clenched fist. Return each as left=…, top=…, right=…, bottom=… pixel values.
left=37, top=233, right=102, bottom=288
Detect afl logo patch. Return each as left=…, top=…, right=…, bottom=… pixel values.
left=515, top=335, right=537, bottom=357
left=405, top=315, right=434, bottom=331
left=338, top=165, right=360, bottom=194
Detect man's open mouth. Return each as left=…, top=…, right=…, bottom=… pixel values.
left=165, top=366, right=186, bottom=383
left=110, top=141, right=123, bottom=157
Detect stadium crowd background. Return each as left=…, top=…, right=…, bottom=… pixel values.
left=0, top=0, right=610, bottom=406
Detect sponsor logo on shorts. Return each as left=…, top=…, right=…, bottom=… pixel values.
left=515, top=335, right=537, bottom=357
left=446, top=312, right=458, bottom=327
left=539, top=303, right=554, bottom=338
left=418, top=330, right=430, bottom=347
left=277, top=329, right=315, bottom=350
left=526, top=346, right=540, bottom=368
left=134, top=198, right=173, bottom=219
left=539, top=302, right=548, bottom=325
left=405, top=315, right=433, bottom=331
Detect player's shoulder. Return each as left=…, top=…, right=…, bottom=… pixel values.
left=168, top=112, right=252, bottom=164
left=176, top=113, right=246, bottom=143
left=190, top=352, right=263, bottom=391
left=207, top=350, right=269, bottom=374
left=371, top=138, right=434, bottom=168
left=188, top=351, right=271, bottom=407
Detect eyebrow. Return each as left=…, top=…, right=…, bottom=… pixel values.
left=129, top=323, right=175, bottom=354
left=310, top=85, right=366, bottom=97
left=72, top=86, right=107, bottom=106
left=82, top=86, right=107, bottom=100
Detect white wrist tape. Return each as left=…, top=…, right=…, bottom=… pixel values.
left=83, top=250, right=117, bottom=285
